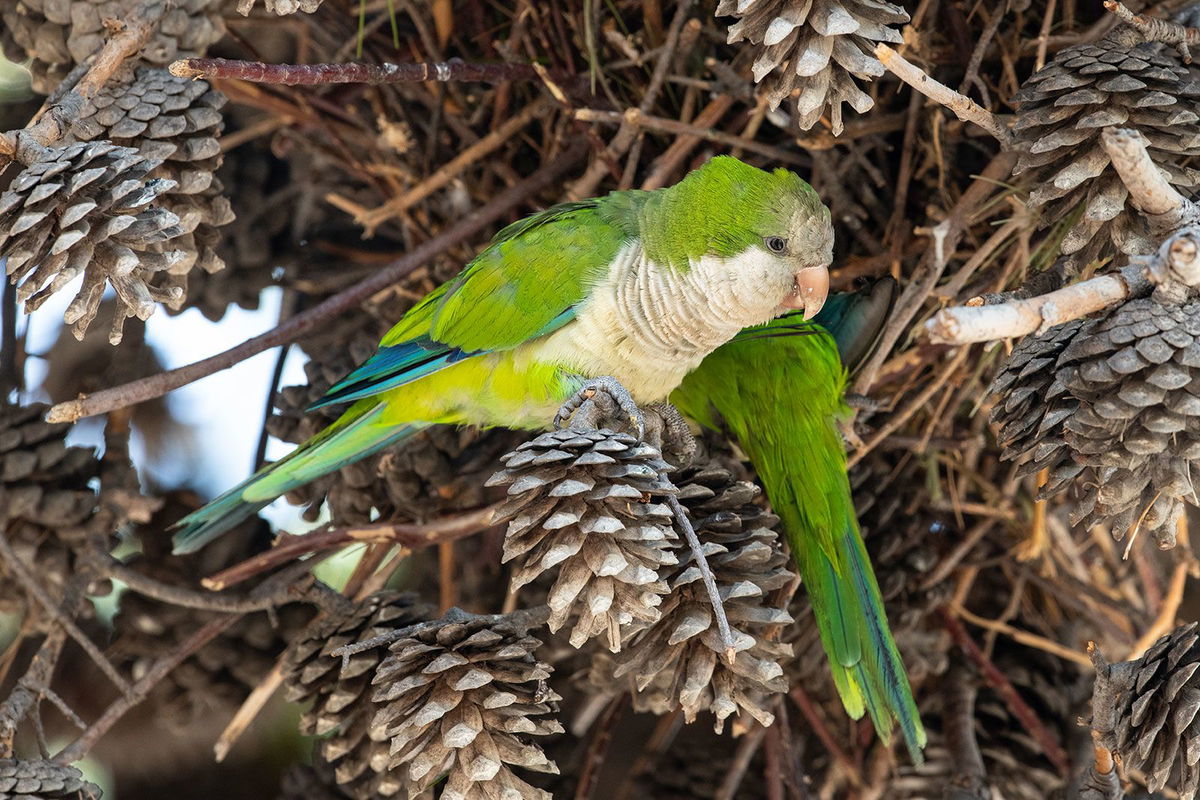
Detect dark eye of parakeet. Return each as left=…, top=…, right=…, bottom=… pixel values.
left=765, top=236, right=788, bottom=254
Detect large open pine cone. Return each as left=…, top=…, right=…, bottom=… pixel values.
left=283, top=592, right=432, bottom=799
left=991, top=293, right=1200, bottom=549
left=607, top=461, right=794, bottom=732
left=367, top=608, right=563, bottom=800
left=717, top=0, right=908, bottom=134
left=487, top=427, right=679, bottom=652
left=0, top=141, right=185, bottom=343
left=1011, top=26, right=1200, bottom=270
left=1091, top=623, right=1200, bottom=798
left=69, top=65, right=234, bottom=298
left=0, top=0, right=224, bottom=94
left=0, top=759, right=101, bottom=799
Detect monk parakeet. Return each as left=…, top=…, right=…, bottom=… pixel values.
left=173, top=156, right=834, bottom=553
left=672, top=279, right=927, bottom=761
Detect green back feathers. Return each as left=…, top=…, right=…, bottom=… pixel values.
left=637, top=155, right=826, bottom=269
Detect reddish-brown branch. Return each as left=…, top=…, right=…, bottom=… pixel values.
left=170, top=57, right=583, bottom=88
left=940, top=608, right=1071, bottom=776
left=45, top=142, right=588, bottom=424
left=203, top=503, right=502, bottom=590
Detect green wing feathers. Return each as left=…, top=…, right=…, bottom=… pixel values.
left=672, top=297, right=925, bottom=760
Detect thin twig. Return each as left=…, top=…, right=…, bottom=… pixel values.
left=664, top=494, right=738, bottom=664
left=875, top=44, right=1013, bottom=147
left=715, top=723, right=769, bottom=800
left=943, top=657, right=989, bottom=799
left=214, top=661, right=285, bottom=763
left=789, top=686, right=863, bottom=789
left=170, top=57, right=581, bottom=87
left=203, top=503, right=501, bottom=590
left=573, top=694, right=626, bottom=800
left=940, top=608, right=1072, bottom=776
left=1101, top=127, right=1198, bottom=223
left=53, top=616, right=238, bottom=765
left=1126, top=559, right=1189, bottom=659
left=44, top=142, right=588, bottom=423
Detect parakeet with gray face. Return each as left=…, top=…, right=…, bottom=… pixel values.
left=672, top=280, right=926, bottom=761
left=173, top=155, right=835, bottom=553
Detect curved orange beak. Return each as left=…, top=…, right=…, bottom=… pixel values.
left=781, top=265, right=830, bottom=319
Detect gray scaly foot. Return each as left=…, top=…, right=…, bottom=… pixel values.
left=644, top=402, right=697, bottom=467
left=554, top=376, right=645, bottom=439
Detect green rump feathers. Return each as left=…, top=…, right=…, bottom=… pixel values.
left=672, top=280, right=926, bottom=761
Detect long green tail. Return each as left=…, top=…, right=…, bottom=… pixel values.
left=172, top=402, right=422, bottom=554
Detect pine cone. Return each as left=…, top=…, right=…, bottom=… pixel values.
left=0, top=0, right=224, bottom=94
left=1011, top=27, right=1200, bottom=270
left=0, top=141, right=186, bottom=343
left=282, top=591, right=433, bottom=799
left=236, top=0, right=321, bottom=15
left=0, top=402, right=153, bottom=610
left=0, top=759, right=101, bottom=799
left=1091, top=624, right=1200, bottom=798
left=487, top=428, right=679, bottom=652
left=367, top=608, right=562, bottom=800
left=990, top=293, right=1200, bottom=549
left=716, top=0, right=909, bottom=134
left=606, top=461, right=795, bottom=732
left=68, top=65, right=234, bottom=303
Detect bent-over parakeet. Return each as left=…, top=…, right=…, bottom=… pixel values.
left=672, top=279, right=926, bottom=760
left=174, top=156, right=835, bottom=553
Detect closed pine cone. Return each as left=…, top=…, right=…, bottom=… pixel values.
left=0, top=0, right=224, bottom=94
left=487, top=428, right=680, bottom=652
left=283, top=592, right=433, bottom=799
left=1011, top=26, right=1200, bottom=271
left=0, top=402, right=152, bottom=611
left=368, top=608, right=563, bottom=800
left=0, top=759, right=101, bottom=799
left=716, top=0, right=909, bottom=134
left=991, top=294, right=1200, bottom=549
left=69, top=65, right=234, bottom=298
left=1091, top=623, right=1200, bottom=799
left=0, top=141, right=185, bottom=343
left=607, top=461, right=795, bottom=732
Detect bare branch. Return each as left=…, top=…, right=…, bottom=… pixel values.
left=924, top=264, right=1149, bottom=344
left=1104, top=1, right=1200, bottom=60
left=1100, top=127, right=1200, bottom=226
left=170, top=57, right=581, bottom=87
left=874, top=44, right=1013, bottom=147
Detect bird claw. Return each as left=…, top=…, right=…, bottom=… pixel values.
left=554, top=376, right=646, bottom=439
left=644, top=402, right=697, bottom=467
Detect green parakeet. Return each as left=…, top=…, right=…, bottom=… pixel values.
left=671, top=279, right=927, bottom=760
left=173, top=156, right=835, bottom=553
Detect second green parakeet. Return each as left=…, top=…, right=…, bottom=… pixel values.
left=672, top=279, right=926, bottom=761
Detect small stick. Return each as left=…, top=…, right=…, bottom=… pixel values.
left=789, top=686, right=863, bottom=789
left=213, top=661, right=285, bottom=763
left=202, top=503, right=500, bottom=590
left=53, top=616, right=237, bottom=765
left=715, top=722, right=769, bottom=800
left=170, top=57, right=582, bottom=87
left=573, top=695, right=626, bottom=800
left=940, top=608, right=1071, bottom=776
left=953, top=604, right=1094, bottom=667
left=924, top=264, right=1149, bottom=345
left=664, top=494, right=738, bottom=664
left=875, top=44, right=1013, bottom=148
left=44, top=142, right=589, bottom=424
